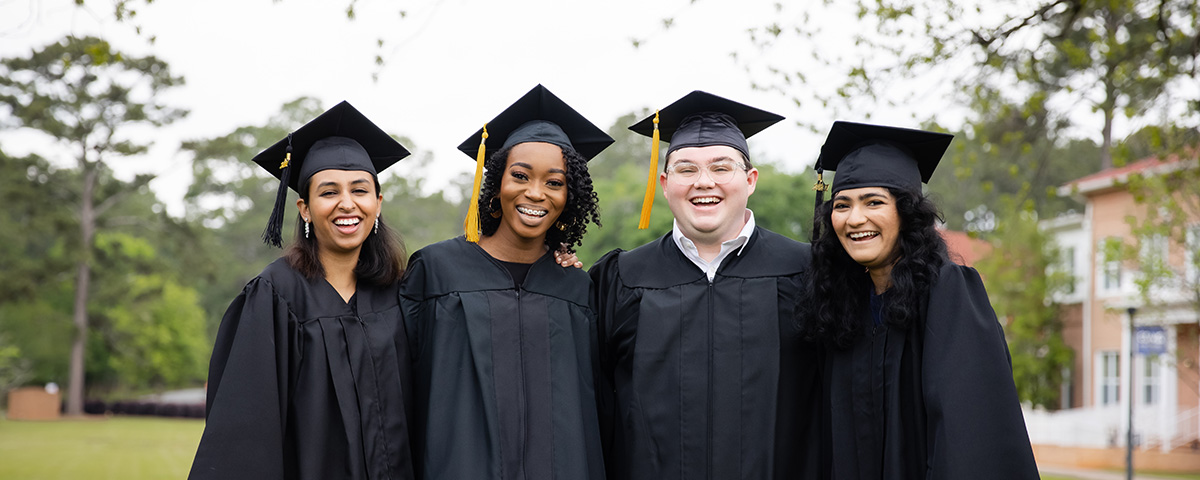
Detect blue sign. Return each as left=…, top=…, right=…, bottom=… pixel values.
left=1135, top=326, right=1167, bottom=355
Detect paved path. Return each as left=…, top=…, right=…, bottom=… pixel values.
left=1040, top=465, right=1192, bottom=480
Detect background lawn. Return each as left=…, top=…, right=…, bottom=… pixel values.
left=0, top=416, right=203, bottom=480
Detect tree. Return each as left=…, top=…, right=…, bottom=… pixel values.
left=926, top=90, right=1101, bottom=230
left=0, top=36, right=186, bottom=414
left=975, top=194, right=1074, bottom=408
left=88, top=233, right=208, bottom=393
left=634, top=0, right=1196, bottom=179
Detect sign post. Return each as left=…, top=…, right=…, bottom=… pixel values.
left=1126, top=307, right=1137, bottom=480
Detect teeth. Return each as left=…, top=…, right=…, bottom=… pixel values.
left=691, top=197, right=720, bottom=204
left=850, top=232, right=878, bottom=239
left=334, top=218, right=360, bottom=226
left=517, top=206, right=548, bottom=217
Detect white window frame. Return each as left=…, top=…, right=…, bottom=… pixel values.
left=1140, top=355, right=1161, bottom=406
left=1186, top=224, right=1200, bottom=285
left=1098, top=351, right=1121, bottom=406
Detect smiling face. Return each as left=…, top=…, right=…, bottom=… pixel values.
left=492, top=141, right=568, bottom=246
left=830, top=186, right=901, bottom=272
left=297, top=169, right=381, bottom=260
left=659, top=145, right=757, bottom=247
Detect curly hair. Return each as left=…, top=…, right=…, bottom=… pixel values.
left=796, top=187, right=947, bottom=349
left=284, top=175, right=407, bottom=286
left=476, top=143, right=601, bottom=250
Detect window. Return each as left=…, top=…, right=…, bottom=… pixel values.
left=1100, top=352, right=1120, bottom=405
left=1187, top=225, right=1200, bottom=284
left=1103, top=261, right=1122, bottom=292
left=1142, top=357, right=1160, bottom=405
left=1060, top=366, right=1074, bottom=409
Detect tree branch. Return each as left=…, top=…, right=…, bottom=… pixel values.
left=94, top=172, right=157, bottom=217
left=971, top=0, right=1073, bottom=48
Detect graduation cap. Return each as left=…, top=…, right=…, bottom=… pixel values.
left=253, top=101, right=410, bottom=248
left=809, top=121, right=953, bottom=240
left=457, top=84, right=614, bottom=242
left=627, top=91, right=784, bottom=229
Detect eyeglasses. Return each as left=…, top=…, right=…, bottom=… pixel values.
left=665, top=160, right=748, bottom=185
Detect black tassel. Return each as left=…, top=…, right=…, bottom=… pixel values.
left=261, top=135, right=293, bottom=248
left=811, top=166, right=826, bottom=243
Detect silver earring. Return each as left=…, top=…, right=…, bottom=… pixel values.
left=374, top=216, right=379, bottom=235
left=304, top=220, right=310, bottom=239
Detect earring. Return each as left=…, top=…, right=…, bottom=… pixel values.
left=555, top=221, right=567, bottom=231
left=489, top=196, right=502, bottom=219
left=304, top=220, right=310, bottom=239
left=374, top=215, right=379, bottom=235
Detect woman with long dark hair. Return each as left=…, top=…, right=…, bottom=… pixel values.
left=190, top=102, right=414, bottom=480
left=799, top=121, right=1038, bottom=479
left=399, top=85, right=610, bottom=479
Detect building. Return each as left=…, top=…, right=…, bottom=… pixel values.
left=1028, top=155, right=1200, bottom=454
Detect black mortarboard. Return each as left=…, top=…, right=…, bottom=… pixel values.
left=253, top=101, right=410, bottom=247
left=457, top=84, right=614, bottom=242
left=455, top=84, right=614, bottom=161
left=627, top=91, right=783, bottom=228
left=628, top=90, right=783, bottom=161
left=815, top=121, right=953, bottom=195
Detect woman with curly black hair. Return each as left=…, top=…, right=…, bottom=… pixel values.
left=799, top=122, right=1038, bottom=479
left=399, top=85, right=611, bottom=480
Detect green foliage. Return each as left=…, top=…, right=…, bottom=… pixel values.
left=975, top=195, right=1074, bottom=408
left=926, top=91, right=1099, bottom=230
left=0, top=334, right=32, bottom=402
left=0, top=36, right=187, bottom=410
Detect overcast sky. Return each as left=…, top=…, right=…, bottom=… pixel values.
left=1, top=0, right=961, bottom=215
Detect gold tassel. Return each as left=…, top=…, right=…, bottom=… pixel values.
left=812, top=170, right=827, bottom=193
left=464, top=125, right=488, bottom=242
left=637, top=110, right=660, bottom=229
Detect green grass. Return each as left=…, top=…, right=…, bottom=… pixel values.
left=0, top=415, right=204, bottom=480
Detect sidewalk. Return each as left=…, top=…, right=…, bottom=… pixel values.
left=1040, top=465, right=1193, bottom=480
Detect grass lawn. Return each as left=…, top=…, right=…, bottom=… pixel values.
left=0, top=415, right=204, bottom=480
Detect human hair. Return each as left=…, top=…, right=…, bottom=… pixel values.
left=796, top=187, right=947, bottom=349
left=284, top=175, right=407, bottom=286
left=477, top=143, right=601, bottom=250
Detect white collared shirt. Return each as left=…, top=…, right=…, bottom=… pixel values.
left=671, top=209, right=757, bottom=281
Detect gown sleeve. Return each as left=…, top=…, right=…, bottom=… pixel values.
left=587, top=249, right=623, bottom=465
left=921, top=265, right=1039, bottom=479
left=189, top=278, right=294, bottom=480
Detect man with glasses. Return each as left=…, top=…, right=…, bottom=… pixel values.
left=589, top=91, right=820, bottom=480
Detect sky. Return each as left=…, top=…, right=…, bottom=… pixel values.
left=0, top=0, right=959, bottom=215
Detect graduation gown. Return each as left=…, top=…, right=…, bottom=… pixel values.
left=825, top=262, right=1038, bottom=480
left=399, top=237, right=605, bottom=480
left=189, top=258, right=414, bottom=480
left=589, top=228, right=821, bottom=480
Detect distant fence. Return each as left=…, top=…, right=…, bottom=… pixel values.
left=1025, top=405, right=1200, bottom=452
left=83, top=399, right=204, bottom=418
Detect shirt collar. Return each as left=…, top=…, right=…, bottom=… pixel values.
left=671, top=209, right=757, bottom=257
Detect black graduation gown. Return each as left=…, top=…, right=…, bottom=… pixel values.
left=398, top=237, right=605, bottom=480
left=189, top=258, right=414, bottom=480
left=824, top=262, right=1039, bottom=480
left=589, top=228, right=821, bottom=480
